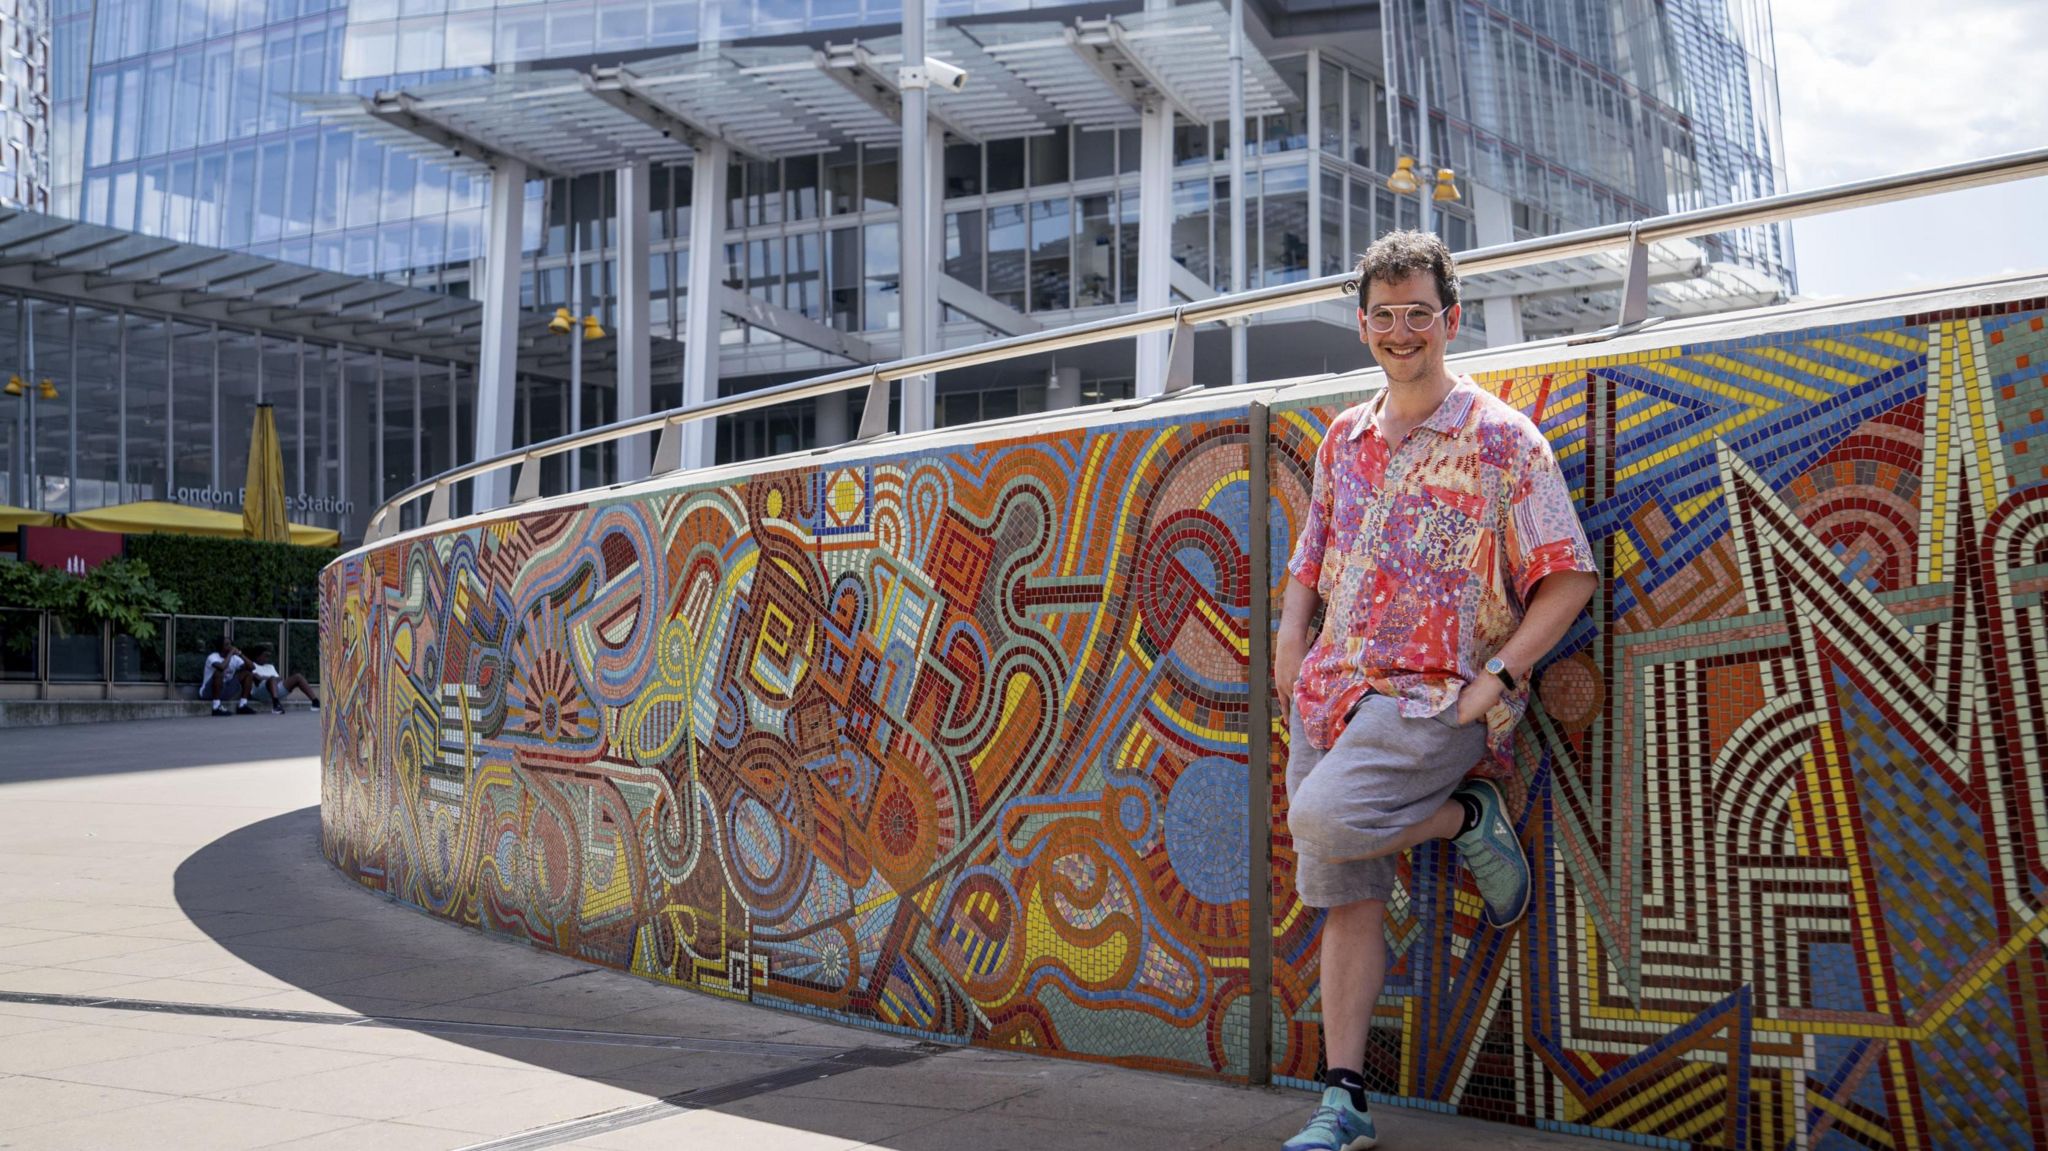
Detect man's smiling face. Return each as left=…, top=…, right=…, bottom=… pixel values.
left=1358, top=270, right=1460, bottom=386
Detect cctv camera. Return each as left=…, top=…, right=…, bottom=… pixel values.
left=923, top=57, right=968, bottom=93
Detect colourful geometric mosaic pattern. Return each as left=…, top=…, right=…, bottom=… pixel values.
left=321, top=416, right=1267, bottom=1074
left=323, top=292, right=2048, bottom=1149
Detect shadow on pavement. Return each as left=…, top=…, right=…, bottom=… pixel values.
left=0, top=712, right=323, bottom=784
left=165, top=805, right=980, bottom=1148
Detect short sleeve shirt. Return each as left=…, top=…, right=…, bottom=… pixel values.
left=203, top=652, right=242, bottom=687
left=1286, top=377, right=1596, bottom=775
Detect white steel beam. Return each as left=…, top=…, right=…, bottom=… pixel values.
left=616, top=160, right=654, bottom=482
left=474, top=161, right=527, bottom=510
left=1134, top=97, right=1173, bottom=395
left=678, top=142, right=728, bottom=473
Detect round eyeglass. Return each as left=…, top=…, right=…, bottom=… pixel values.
left=1361, top=303, right=1453, bottom=333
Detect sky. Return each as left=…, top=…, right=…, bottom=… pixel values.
left=1769, top=0, right=2048, bottom=299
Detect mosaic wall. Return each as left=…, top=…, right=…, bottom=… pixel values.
left=323, top=290, right=2048, bottom=1148
left=321, top=414, right=1268, bottom=1074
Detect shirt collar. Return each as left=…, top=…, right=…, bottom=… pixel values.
left=1348, top=376, right=1479, bottom=442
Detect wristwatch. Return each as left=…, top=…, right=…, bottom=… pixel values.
left=1484, top=657, right=1517, bottom=691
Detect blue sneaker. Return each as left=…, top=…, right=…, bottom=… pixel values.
left=1451, top=778, right=1530, bottom=927
left=1282, top=1086, right=1377, bottom=1150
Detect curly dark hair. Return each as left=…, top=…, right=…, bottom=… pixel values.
left=1354, top=230, right=1460, bottom=310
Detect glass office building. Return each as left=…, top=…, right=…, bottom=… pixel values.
left=21, top=0, right=1794, bottom=543
left=1, top=0, right=50, bottom=210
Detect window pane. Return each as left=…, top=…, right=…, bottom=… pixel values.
left=1319, top=59, right=1342, bottom=155
left=202, top=42, right=232, bottom=146
left=1029, top=127, right=1068, bottom=185
left=232, top=35, right=262, bottom=139
left=1075, top=194, right=1112, bottom=307
left=31, top=302, right=72, bottom=511
left=1321, top=171, right=1343, bottom=275
left=943, top=142, right=980, bottom=198
left=862, top=222, right=898, bottom=332
left=986, top=203, right=1024, bottom=310
left=825, top=145, right=858, bottom=215
left=348, top=138, right=382, bottom=229
left=784, top=155, right=818, bottom=221
left=224, top=147, right=256, bottom=247
left=216, top=328, right=259, bottom=497
left=985, top=138, right=1022, bottom=193
left=256, top=141, right=288, bottom=243
left=827, top=225, right=859, bottom=331
left=71, top=306, right=123, bottom=510
left=114, top=66, right=142, bottom=161
left=172, top=321, right=212, bottom=497
left=862, top=146, right=896, bottom=210
left=144, top=59, right=173, bottom=157
left=944, top=208, right=981, bottom=292
left=1264, top=55, right=1307, bottom=153
left=167, top=158, right=196, bottom=241
left=1261, top=165, right=1309, bottom=285
left=1171, top=177, right=1210, bottom=290
left=172, top=54, right=201, bottom=152
left=1074, top=127, right=1114, bottom=181
left=138, top=163, right=168, bottom=235
left=1029, top=196, right=1069, bottom=312
left=262, top=30, right=294, bottom=133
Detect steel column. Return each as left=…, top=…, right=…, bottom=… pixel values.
left=473, top=160, right=527, bottom=510
left=1228, top=0, right=1247, bottom=387
left=679, top=144, right=728, bottom=473
left=1134, top=99, right=1172, bottom=394
left=616, top=159, right=652, bottom=481
left=897, top=0, right=934, bottom=433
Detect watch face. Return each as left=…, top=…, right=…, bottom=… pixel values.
left=1485, top=658, right=1504, bottom=674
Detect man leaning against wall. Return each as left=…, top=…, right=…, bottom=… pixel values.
left=1274, top=231, right=1599, bottom=1151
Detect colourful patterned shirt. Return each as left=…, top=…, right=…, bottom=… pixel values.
left=1286, top=377, right=1596, bottom=775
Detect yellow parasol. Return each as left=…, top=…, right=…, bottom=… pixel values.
left=63, top=501, right=340, bottom=547
left=0, top=504, right=54, bottom=531
left=243, top=402, right=290, bottom=543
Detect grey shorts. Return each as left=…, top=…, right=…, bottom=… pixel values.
left=1285, top=693, right=1488, bottom=908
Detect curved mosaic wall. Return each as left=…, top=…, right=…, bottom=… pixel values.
left=323, top=282, right=2048, bottom=1148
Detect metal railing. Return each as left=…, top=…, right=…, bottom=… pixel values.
left=0, top=608, right=319, bottom=700
left=362, top=144, right=2048, bottom=546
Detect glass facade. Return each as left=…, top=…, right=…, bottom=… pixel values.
left=1, top=0, right=51, bottom=209
left=0, top=284, right=518, bottom=540
left=19, top=0, right=1794, bottom=539
left=1382, top=0, right=1792, bottom=288
left=59, top=0, right=487, bottom=274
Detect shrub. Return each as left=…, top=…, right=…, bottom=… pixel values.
left=121, top=534, right=338, bottom=619
left=0, top=556, right=183, bottom=644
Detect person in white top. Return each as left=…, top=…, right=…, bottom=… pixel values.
left=199, top=637, right=250, bottom=716
left=237, top=644, right=320, bottom=715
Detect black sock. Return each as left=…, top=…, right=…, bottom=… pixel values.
left=1323, top=1067, right=1369, bottom=1112
left=1455, top=793, right=1483, bottom=835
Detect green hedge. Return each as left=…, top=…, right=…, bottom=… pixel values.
left=122, top=534, right=339, bottom=619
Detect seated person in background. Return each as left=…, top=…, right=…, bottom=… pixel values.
left=199, top=637, right=250, bottom=716
left=238, top=645, right=320, bottom=714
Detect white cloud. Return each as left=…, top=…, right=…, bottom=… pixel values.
left=1773, top=0, right=2048, bottom=185
left=1769, top=0, right=2048, bottom=297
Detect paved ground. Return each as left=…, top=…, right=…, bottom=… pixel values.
left=0, top=716, right=1609, bottom=1151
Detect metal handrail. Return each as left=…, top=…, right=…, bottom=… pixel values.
left=362, top=144, right=2048, bottom=545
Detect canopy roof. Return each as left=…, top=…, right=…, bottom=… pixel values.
left=0, top=208, right=569, bottom=373
left=300, top=2, right=1298, bottom=177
